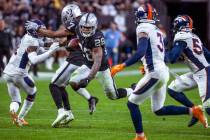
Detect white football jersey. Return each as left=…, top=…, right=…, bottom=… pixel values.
left=4, top=34, right=44, bottom=76
left=136, top=23, right=166, bottom=72
left=174, top=31, right=209, bottom=72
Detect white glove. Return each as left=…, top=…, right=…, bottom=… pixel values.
left=49, top=42, right=60, bottom=53
left=25, top=21, right=40, bottom=31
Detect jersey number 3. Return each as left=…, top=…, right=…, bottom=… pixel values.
left=157, top=32, right=164, bottom=52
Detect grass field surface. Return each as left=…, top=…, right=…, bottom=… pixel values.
left=0, top=64, right=209, bottom=140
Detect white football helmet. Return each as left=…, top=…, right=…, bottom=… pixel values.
left=79, top=13, right=98, bottom=37
left=61, top=4, right=82, bottom=26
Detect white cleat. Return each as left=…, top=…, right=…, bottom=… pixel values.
left=51, top=108, right=68, bottom=128
left=60, top=110, right=74, bottom=126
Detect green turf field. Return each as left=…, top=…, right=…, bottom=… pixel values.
left=0, top=67, right=210, bottom=140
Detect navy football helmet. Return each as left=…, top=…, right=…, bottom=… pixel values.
left=26, top=19, right=46, bottom=38
left=135, top=3, right=158, bottom=25
left=173, top=15, right=193, bottom=32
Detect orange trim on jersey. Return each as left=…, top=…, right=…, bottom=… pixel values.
left=147, top=4, right=153, bottom=20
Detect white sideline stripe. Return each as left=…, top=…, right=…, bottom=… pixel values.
left=0, top=127, right=209, bottom=138
left=0, top=68, right=190, bottom=82
left=0, top=116, right=207, bottom=127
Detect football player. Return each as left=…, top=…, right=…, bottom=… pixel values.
left=25, top=4, right=98, bottom=127
left=3, top=19, right=60, bottom=126
left=166, top=15, right=210, bottom=127
left=69, top=13, right=132, bottom=102
left=111, top=4, right=207, bottom=140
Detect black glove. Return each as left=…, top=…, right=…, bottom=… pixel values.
left=78, top=78, right=90, bottom=88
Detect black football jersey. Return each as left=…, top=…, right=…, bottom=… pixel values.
left=76, top=28, right=109, bottom=71
left=65, top=20, right=85, bottom=66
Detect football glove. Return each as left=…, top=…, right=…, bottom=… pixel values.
left=49, top=42, right=60, bottom=54
left=25, top=21, right=41, bottom=31
left=78, top=78, right=90, bottom=88
left=111, top=63, right=125, bottom=77
left=139, top=66, right=145, bottom=75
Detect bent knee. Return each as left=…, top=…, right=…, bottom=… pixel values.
left=69, top=82, right=79, bottom=91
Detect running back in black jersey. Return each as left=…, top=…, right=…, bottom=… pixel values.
left=76, top=28, right=109, bottom=71
left=65, top=20, right=85, bottom=66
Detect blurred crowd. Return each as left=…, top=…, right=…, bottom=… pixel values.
left=0, top=0, right=152, bottom=76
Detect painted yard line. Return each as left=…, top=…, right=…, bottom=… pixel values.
left=0, top=128, right=209, bottom=138
left=0, top=68, right=190, bottom=82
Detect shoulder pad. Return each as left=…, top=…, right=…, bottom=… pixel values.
left=94, top=30, right=104, bottom=39
left=136, top=23, right=153, bottom=34
left=24, top=35, right=39, bottom=47
left=174, top=32, right=192, bottom=42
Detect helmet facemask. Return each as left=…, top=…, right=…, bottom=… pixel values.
left=79, top=13, right=98, bottom=37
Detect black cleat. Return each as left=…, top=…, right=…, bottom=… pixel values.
left=188, top=116, right=199, bottom=127
left=88, top=97, right=99, bottom=115
left=130, top=83, right=137, bottom=90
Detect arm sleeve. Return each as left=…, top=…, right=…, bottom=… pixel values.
left=28, top=51, right=51, bottom=64
left=124, top=37, right=148, bottom=66
left=203, top=47, right=210, bottom=63
left=165, top=40, right=187, bottom=64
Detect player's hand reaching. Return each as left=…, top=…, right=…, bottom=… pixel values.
left=78, top=78, right=90, bottom=88
left=49, top=42, right=60, bottom=54
left=111, top=63, right=125, bottom=77
left=25, top=21, right=41, bottom=31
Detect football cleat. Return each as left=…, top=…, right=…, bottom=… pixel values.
left=16, top=118, right=29, bottom=127
left=51, top=109, right=68, bottom=128
left=133, top=135, right=147, bottom=140
left=60, top=110, right=74, bottom=126
left=192, top=105, right=208, bottom=128
left=188, top=116, right=198, bottom=127
left=88, top=96, right=99, bottom=115
left=10, top=110, right=18, bottom=125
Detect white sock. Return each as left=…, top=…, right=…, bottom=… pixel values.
left=10, top=102, right=20, bottom=113
left=18, top=99, right=34, bottom=119
left=125, top=88, right=133, bottom=97
left=136, top=132, right=145, bottom=137
left=58, top=108, right=65, bottom=115
left=76, top=88, right=91, bottom=100
left=58, top=57, right=66, bottom=67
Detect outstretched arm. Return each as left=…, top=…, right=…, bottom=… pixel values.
left=38, top=28, right=73, bottom=38
left=27, top=42, right=59, bottom=64
left=165, top=41, right=187, bottom=64
left=111, top=32, right=148, bottom=77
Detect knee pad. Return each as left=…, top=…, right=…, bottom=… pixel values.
left=26, top=93, right=36, bottom=102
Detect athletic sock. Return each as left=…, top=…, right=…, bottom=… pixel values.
left=18, top=99, right=34, bottom=119
left=168, top=88, right=194, bottom=107
left=127, top=101, right=143, bottom=133
left=155, top=105, right=189, bottom=116
left=76, top=88, right=91, bottom=100
left=49, top=84, right=63, bottom=109
left=10, top=101, right=20, bottom=113
left=60, top=87, right=71, bottom=110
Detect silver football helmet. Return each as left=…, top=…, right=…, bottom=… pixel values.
left=79, top=13, right=98, bottom=37
left=61, top=4, right=82, bottom=26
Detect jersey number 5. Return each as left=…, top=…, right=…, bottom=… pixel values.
left=192, top=38, right=202, bottom=55
left=157, top=32, right=164, bottom=52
